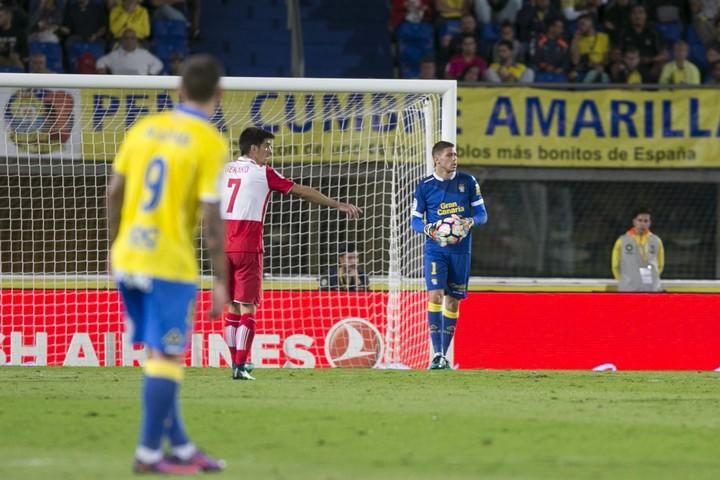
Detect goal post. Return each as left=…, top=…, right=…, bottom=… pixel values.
left=0, top=73, right=457, bottom=369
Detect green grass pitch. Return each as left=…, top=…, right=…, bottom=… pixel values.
left=1, top=368, right=719, bottom=479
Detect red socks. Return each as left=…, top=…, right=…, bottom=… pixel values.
left=234, top=314, right=256, bottom=366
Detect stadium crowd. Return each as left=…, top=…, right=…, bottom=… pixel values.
left=4, top=0, right=717, bottom=85
left=0, top=0, right=196, bottom=75
left=392, top=0, right=720, bottom=84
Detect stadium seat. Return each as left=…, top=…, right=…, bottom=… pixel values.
left=0, top=65, right=24, bottom=73
left=29, top=42, right=63, bottom=72
left=397, top=23, right=434, bottom=79
left=479, top=23, right=500, bottom=44
left=535, top=72, right=568, bottom=83
left=686, top=25, right=708, bottom=73
left=69, top=41, right=105, bottom=72
left=152, top=19, right=188, bottom=40
left=655, top=22, right=683, bottom=46
left=437, top=19, right=461, bottom=44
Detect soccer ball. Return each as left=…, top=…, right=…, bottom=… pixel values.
left=434, top=216, right=466, bottom=245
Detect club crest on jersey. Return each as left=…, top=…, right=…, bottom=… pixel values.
left=458, top=183, right=465, bottom=192
left=163, top=329, right=184, bottom=347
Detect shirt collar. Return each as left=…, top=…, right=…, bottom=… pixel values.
left=175, top=103, right=209, bottom=122
left=433, top=171, right=457, bottom=181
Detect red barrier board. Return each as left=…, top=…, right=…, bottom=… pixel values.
left=0, top=290, right=429, bottom=368
left=454, top=293, right=720, bottom=371
left=3, top=290, right=719, bottom=370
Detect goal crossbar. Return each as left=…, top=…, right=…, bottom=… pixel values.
left=0, top=74, right=457, bottom=143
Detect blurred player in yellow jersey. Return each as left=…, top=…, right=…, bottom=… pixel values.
left=107, top=54, right=229, bottom=475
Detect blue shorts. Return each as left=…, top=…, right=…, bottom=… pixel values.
left=117, top=277, right=197, bottom=356
left=424, top=250, right=470, bottom=299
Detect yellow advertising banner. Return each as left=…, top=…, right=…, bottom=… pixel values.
left=457, top=87, right=720, bottom=168
left=80, top=89, right=426, bottom=162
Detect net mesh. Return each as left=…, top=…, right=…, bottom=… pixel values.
left=0, top=85, right=443, bottom=368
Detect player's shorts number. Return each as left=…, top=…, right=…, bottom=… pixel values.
left=431, top=262, right=437, bottom=275
left=142, top=157, right=166, bottom=212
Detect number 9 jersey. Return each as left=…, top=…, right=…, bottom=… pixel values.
left=111, top=105, right=229, bottom=283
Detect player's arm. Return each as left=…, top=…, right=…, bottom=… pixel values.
left=202, top=202, right=226, bottom=278
left=289, top=184, right=362, bottom=219
left=410, top=184, right=427, bottom=234
left=200, top=138, right=230, bottom=318
left=106, top=173, right=125, bottom=244
left=611, top=237, right=622, bottom=280
left=656, top=237, right=665, bottom=274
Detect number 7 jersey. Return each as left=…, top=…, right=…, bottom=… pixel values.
left=220, top=157, right=295, bottom=253
left=111, top=105, right=229, bottom=283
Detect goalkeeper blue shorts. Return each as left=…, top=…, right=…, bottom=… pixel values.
left=118, top=277, right=197, bottom=356
left=423, top=250, right=470, bottom=299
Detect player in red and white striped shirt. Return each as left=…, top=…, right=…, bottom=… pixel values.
left=221, top=127, right=361, bottom=380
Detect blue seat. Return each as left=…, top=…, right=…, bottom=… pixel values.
left=400, top=63, right=420, bottom=79
left=437, top=19, right=461, bottom=43
left=656, top=22, right=683, bottom=45
left=687, top=24, right=702, bottom=45
left=480, top=23, right=500, bottom=44
left=29, top=42, right=63, bottom=72
left=153, top=41, right=188, bottom=61
left=0, top=65, right=24, bottom=73
left=535, top=72, right=568, bottom=83
left=152, top=19, right=188, bottom=39
left=397, top=22, right=434, bottom=73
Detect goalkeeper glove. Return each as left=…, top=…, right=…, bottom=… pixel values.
left=423, top=220, right=448, bottom=247
left=450, top=214, right=474, bottom=238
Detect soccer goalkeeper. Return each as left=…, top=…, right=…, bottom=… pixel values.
left=410, top=141, right=487, bottom=369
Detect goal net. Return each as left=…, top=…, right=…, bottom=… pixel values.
left=0, top=75, right=457, bottom=369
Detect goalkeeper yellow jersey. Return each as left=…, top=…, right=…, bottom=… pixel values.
left=111, top=105, right=229, bottom=283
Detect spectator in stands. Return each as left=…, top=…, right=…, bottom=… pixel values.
left=569, top=14, right=609, bottom=80
left=646, top=0, right=686, bottom=24
left=562, top=0, right=605, bottom=22
left=110, top=0, right=150, bottom=40
left=445, top=34, right=487, bottom=79
left=150, top=0, right=201, bottom=39
left=474, top=0, right=523, bottom=25
left=434, top=0, right=471, bottom=20
left=659, top=40, right=702, bottom=84
left=610, top=47, right=647, bottom=83
left=492, top=20, right=525, bottom=63
left=96, top=28, right=162, bottom=74
left=390, top=0, right=433, bottom=30
left=485, top=39, right=534, bottom=82
left=582, top=61, right=610, bottom=82
left=419, top=55, right=438, bottom=78
left=705, top=60, right=720, bottom=84
left=29, top=0, right=62, bottom=43
left=60, top=0, right=107, bottom=51
left=320, top=245, right=368, bottom=292
left=516, top=0, right=562, bottom=44
left=611, top=207, right=664, bottom=293
left=28, top=52, right=51, bottom=72
left=530, top=17, right=569, bottom=80
left=691, top=0, right=720, bottom=44
left=706, top=41, right=720, bottom=64
left=443, top=12, right=480, bottom=62
left=0, top=5, right=26, bottom=70
left=618, top=5, right=666, bottom=81
left=168, top=50, right=184, bottom=75
left=460, top=63, right=483, bottom=81
left=602, top=0, right=633, bottom=42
